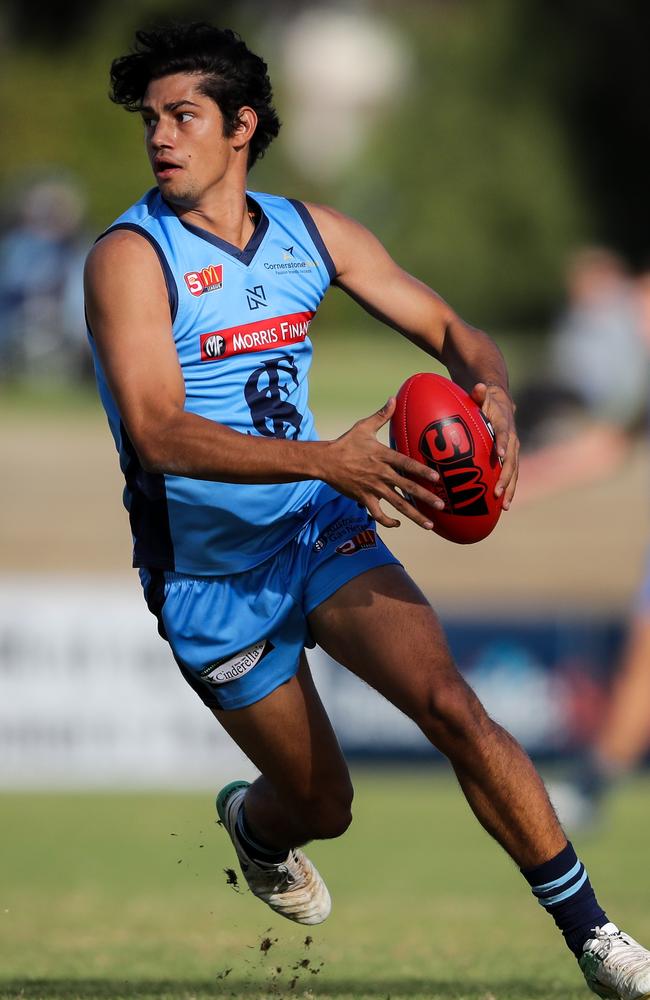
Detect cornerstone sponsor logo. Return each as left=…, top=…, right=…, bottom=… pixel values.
left=184, top=264, right=224, bottom=296
left=335, top=529, right=377, bottom=556
left=201, top=639, right=273, bottom=685
left=200, top=311, right=314, bottom=362
left=263, top=255, right=318, bottom=273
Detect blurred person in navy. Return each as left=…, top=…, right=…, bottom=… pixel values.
left=0, top=175, right=90, bottom=381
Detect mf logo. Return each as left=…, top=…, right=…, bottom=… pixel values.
left=246, top=284, right=267, bottom=310
left=419, top=415, right=489, bottom=515
left=244, top=356, right=302, bottom=439
left=202, top=334, right=226, bottom=359
left=184, top=264, right=223, bottom=296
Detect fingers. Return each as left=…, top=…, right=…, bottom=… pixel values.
left=366, top=487, right=435, bottom=531
left=392, top=471, right=444, bottom=512
left=364, top=396, right=396, bottom=432
left=472, top=382, right=519, bottom=507
left=365, top=498, right=402, bottom=529
left=471, top=382, right=488, bottom=406
left=495, top=431, right=519, bottom=509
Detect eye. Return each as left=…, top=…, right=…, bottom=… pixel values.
left=141, top=116, right=156, bottom=129
left=178, top=112, right=194, bottom=123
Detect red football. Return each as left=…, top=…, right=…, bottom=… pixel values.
left=390, top=372, right=503, bottom=544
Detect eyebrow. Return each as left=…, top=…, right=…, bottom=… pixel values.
left=139, top=99, right=201, bottom=114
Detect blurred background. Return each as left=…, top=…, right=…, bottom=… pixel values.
left=1, top=0, right=649, bottom=797
left=3, top=3, right=650, bottom=995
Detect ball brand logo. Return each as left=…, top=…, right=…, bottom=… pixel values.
left=335, top=529, right=377, bottom=555
left=419, top=415, right=489, bottom=516
left=202, top=334, right=226, bottom=359
left=184, top=264, right=224, bottom=296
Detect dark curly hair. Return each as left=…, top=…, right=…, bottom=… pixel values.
left=109, top=22, right=281, bottom=168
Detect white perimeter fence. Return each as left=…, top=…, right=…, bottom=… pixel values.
left=0, top=576, right=621, bottom=788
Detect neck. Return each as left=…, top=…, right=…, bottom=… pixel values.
left=168, top=175, right=255, bottom=249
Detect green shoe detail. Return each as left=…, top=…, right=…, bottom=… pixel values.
left=579, top=951, right=612, bottom=999
left=216, top=780, right=250, bottom=825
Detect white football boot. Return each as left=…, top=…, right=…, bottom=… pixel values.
left=216, top=780, right=331, bottom=925
left=580, top=923, right=650, bottom=999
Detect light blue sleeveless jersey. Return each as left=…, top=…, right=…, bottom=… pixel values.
left=89, top=188, right=339, bottom=574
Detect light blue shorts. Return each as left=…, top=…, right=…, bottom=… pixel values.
left=140, top=493, right=399, bottom=710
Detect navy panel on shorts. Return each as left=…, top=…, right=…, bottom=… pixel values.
left=140, top=493, right=400, bottom=710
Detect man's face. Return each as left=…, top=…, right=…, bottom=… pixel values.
left=140, top=73, right=235, bottom=208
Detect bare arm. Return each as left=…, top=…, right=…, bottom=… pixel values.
left=308, top=204, right=519, bottom=508
left=515, top=423, right=631, bottom=506
left=84, top=229, right=441, bottom=529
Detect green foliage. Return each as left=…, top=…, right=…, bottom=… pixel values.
left=0, top=0, right=591, bottom=328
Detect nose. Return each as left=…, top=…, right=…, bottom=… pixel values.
left=148, top=118, right=175, bottom=151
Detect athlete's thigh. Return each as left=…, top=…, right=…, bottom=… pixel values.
left=308, top=564, right=461, bottom=718
left=212, top=652, right=350, bottom=803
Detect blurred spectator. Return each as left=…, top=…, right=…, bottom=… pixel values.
left=0, top=174, right=91, bottom=382
left=515, top=248, right=650, bottom=831
left=515, top=247, right=648, bottom=503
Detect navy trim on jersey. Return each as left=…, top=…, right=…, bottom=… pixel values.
left=121, top=422, right=175, bottom=570
left=179, top=195, right=269, bottom=267
left=288, top=199, right=337, bottom=283
left=99, top=223, right=179, bottom=322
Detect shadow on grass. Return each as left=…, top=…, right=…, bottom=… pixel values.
left=0, top=978, right=574, bottom=999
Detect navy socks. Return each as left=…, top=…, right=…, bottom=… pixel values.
left=235, top=805, right=289, bottom=865
left=522, top=841, right=608, bottom=957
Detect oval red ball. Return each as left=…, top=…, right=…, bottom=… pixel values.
left=390, top=372, right=503, bottom=544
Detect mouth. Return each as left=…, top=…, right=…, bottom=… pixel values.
left=153, top=159, right=182, bottom=180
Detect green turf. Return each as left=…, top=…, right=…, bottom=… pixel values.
left=2, top=771, right=648, bottom=1000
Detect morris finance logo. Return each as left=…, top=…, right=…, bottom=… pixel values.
left=184, top=264, right=224, bottom=296
left=199, top=310, right=314, bottom=362
left=200, top=639, right=273, bottom=685
left=419, top=415, right=489, bottom=516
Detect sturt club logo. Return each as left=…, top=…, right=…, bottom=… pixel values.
left=419, top=415, right=489, bottom=515
left=244, top=356, right=303, bottom=439
left=184, top=264, right=223, bottom=296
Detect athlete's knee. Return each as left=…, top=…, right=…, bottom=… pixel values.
left=415, top=671, right=490, bottom=748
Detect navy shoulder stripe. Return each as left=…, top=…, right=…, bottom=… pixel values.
left=288, top=199, right=337, bottom=283
left=97, top=223, right=179, bottom=323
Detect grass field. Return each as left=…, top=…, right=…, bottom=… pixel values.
left=2, top=771, right=649, bottom=1000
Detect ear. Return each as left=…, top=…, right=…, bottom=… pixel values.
left=232, top=106, right=258, bottom=152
